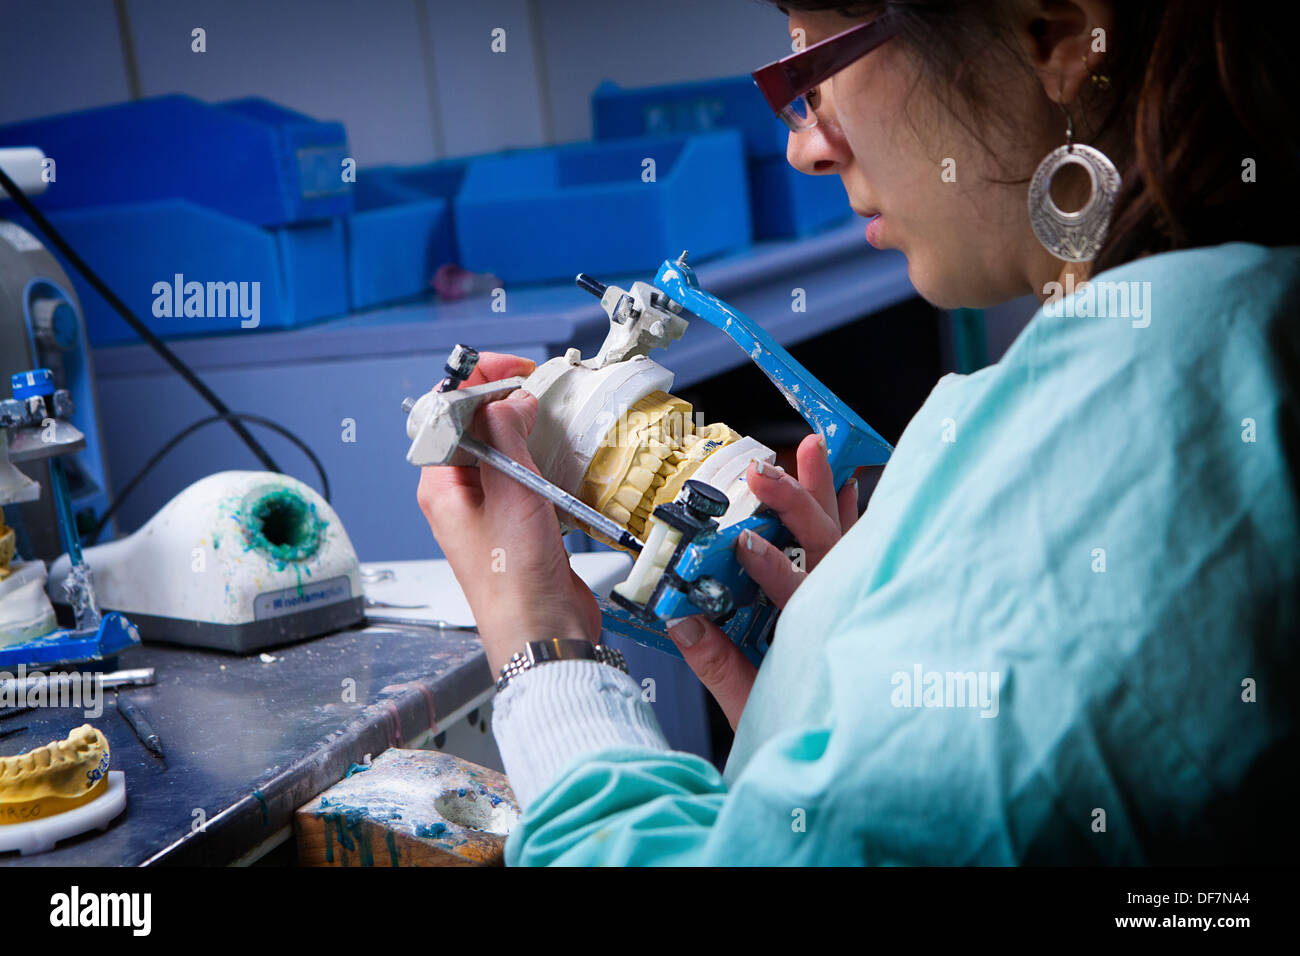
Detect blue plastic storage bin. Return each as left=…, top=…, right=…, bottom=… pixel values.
left=748, top=154, right=852, bottom=238
left=10, top=199, right=348, bottom=345
left=593, top=77, right=787, bottom=158
left=591, top=76, right=852, bottom=239
left=0, top=95, right=351, bottom=227
left=382, top=160, right=471, bottom=207
left=275, top=217, right=350, bottom=325
left=454, top=131, right=751, bottom=284
left=344, top=161, right=467, bottom=310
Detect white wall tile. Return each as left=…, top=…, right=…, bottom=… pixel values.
left=125, top=0, right=437, bottom=166
left=424, top=0, right=548, bottom=157
left=0, top=0, right=132, bottom=123
left=534, top=0, right=790, bottom=144
left=3, top=0, right=795, bottom=168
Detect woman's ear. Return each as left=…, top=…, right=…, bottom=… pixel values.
left=1020, top=0, right=1116, bottom=107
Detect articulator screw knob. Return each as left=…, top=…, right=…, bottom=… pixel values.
left=688, top=576, right=733, bottom=617
left=680, top=479, right=729, bottom=521
left=400, top=396, right=416, bottom=414
left=31, top=298, right=78, bottom=351
left=612, top=293, right=638, bottom=324
left=438, top=344, right=480, bottom=393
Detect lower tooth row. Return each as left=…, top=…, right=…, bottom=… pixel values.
left=580, top=393, right=746, bottom=550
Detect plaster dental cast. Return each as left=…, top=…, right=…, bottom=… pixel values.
left=417, top=0, right=1299, bottom=864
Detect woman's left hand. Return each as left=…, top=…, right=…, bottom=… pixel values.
left=667, top=434, right=863, bottom=730
left=417, top=352, right=602, bottom=674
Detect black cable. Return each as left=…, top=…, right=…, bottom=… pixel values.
left=0, top=165, right=281, bottom=473
left=88, top=412, right=331, bottom=546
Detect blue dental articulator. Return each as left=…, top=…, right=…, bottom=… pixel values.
left=0, top=369, right=140, bottom=669
left=402, top=253, right=892, bottom=666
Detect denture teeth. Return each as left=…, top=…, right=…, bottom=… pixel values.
left=612, top=487, right=641, bottom=511
left=0, top=724, right=110, bottom=805
left=576, top=390, right=743, bottom=551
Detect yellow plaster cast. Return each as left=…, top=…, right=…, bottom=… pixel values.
left=0, top=511, right=14, bottom=580
left=576, top=392, right=740, bottom=550
left=0, top=725, right=111, bottom=825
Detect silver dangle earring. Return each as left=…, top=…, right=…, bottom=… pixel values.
left=1027, top=100, right=1120, bottom=263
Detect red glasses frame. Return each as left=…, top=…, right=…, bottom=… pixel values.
left=752, top=13, right=901, bottom=130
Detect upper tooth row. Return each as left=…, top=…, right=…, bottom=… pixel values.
left=0, top=725, right=102, bottom=780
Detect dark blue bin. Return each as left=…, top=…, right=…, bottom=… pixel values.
left=12, top=199, right=348, bottom=345
left=344, top=160, right=468, bottom=310
left=454, top=131, right=750, bottom=284
left=593, top=77, right=787, bottom=158
left=0, top=95, right=351, bottom=227
left=748, top=154, right=852, bottom=238
left=592, top=76, right=852, bottom=239
left=346, top=174, right=451, bottom=311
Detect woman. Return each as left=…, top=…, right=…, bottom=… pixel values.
left=418, top=0, right=1299, bottom=864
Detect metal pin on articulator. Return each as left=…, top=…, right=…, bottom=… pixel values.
left=402, top=252, right=894, bottom=666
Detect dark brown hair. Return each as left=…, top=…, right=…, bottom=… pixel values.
left=767, top=1, right=1300, bottom=275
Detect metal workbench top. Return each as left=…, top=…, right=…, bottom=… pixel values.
left=0, top=621, right=491, bottom=866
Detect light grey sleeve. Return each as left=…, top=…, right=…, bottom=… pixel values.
left=491, top=659, right=672, bottom=807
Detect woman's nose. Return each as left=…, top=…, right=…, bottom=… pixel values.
left=786, top=111, right=852, bottom=175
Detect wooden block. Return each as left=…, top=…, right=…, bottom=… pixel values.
left=294, top=750, right=519, bottom=867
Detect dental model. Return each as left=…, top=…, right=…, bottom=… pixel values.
left=523, top=348, right=774, bottom=553
left=0, top=725, right=111, bottom=825
left=407, top=256, right=892, bottom=662
left=408, top=275, right=778, bottom=557
left=406, top=256, right=894, bottom=665
left=509, top=273, right=775, bottom=550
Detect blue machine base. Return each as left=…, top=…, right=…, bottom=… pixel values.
left=0, top=612, right=141, bottom=670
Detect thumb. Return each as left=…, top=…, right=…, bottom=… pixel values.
left=474, top=390, right=553, bottom=510
left=668, top=615, right=756, bottom=731
left=476, top=389, right=538, bottom=460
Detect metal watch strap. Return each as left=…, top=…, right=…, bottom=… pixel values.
left=496, top=638, right=629, bottom=692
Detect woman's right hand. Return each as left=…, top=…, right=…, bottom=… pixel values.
left=667, top=433, right=864, bottom=728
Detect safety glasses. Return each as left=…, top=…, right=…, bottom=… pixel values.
left=751, top=13, right=900, bottom=131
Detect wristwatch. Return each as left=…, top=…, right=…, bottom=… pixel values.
left=496, top=638, right=629, bottom=692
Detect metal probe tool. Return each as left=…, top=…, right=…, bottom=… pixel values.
left=115, top=691, right=164, bottom=760
left=458, top=434, right=642, bottom=554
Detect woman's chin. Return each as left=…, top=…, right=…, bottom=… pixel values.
left=906, top=257, right=1013, bottom=311
left=904, top=258, right=961, bottom=309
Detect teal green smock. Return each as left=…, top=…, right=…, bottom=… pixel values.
left=507, top=243, right=1300, bottom=865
